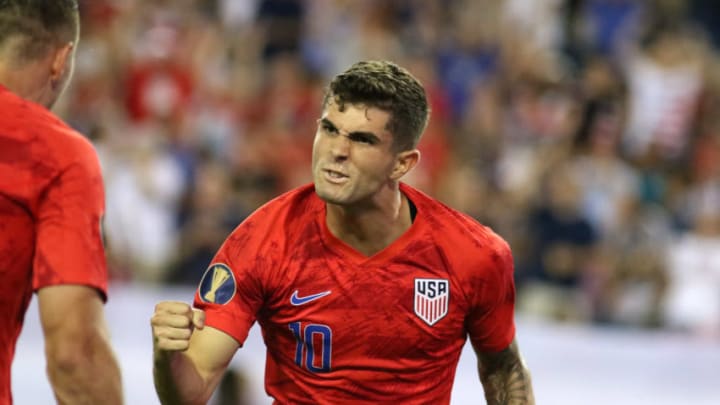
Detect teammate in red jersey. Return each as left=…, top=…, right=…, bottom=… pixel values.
left=0, top=1, right=122, bottom=404
left=152, top=60, right=534, bottom=404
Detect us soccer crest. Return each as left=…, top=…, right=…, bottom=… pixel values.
left=414, top=278, right=449, bottom=326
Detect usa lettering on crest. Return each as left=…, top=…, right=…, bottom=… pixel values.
left=414, top=278, right=449, bottom=326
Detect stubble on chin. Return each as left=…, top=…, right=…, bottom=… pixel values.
left=315, top=187, right=340, bottom=204
left=315, top=183, right=351, bottom=206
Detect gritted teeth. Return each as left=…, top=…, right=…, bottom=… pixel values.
left=326, top=169, right=347, bottom=178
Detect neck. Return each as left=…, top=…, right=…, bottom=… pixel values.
left=326, top=184, right=412, bottom=257
left=0, top=53, right=55, bottom=107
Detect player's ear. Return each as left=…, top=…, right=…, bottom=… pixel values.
left=49, top=42, right=74, bottom=84
left=390, top=149, right=420, bottom=181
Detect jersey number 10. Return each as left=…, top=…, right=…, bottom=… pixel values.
left=288, top=322, right=333, bottom=373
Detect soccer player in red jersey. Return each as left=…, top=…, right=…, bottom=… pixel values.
left=0, top=1, right=122, bottom=404
left=152, top=60, right=534, bottom=404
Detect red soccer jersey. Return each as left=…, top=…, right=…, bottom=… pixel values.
left=0, top=85, right=108, bottom=404
left=194, top=183, right=516, bottom=404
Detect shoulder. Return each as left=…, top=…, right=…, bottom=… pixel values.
left=403, top=183, right=512, bottom=272
left=404, top=183, right=508, bottom=249
left=1, top=87, right=99, bottom=171
left=222, top=184, right=321, bottom=252
left=43, top=117, right=99, bottom=169
left=242, top=183, right=320, bottom=230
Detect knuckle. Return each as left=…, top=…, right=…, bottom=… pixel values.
left=150, top=313, right=161, bottom=326
left=157, top=337, right=189, bottom=352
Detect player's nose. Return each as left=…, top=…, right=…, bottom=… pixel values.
left=329, top=133, right=351, bottom=159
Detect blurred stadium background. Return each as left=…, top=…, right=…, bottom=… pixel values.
left=11, top=0, right=720, bottom=403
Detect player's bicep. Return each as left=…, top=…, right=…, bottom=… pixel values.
left=194, top=261, right=260, bottom=345
left=34, top=149, right=107, bottom=294
left=184, top=325, right=241, bottom=390
left=467, top=243, right=517, bottom=352
left=473, top=337, right=519, bottom=370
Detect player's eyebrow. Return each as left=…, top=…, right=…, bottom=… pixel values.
left=319, top=117, right=381, bottom=144
left=318, top=117, right=338, bottom=132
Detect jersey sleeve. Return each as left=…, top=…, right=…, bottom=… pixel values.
left=466, top=239, right=516, bottom=353
left=32, top=137, right=108, bottom=299
left=193, top=228, right=266, bottom=347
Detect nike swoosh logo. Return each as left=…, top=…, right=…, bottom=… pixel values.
left=290, top=290, right=332, bottom=306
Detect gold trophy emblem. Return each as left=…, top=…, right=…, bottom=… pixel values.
left=204, top=265, right=230, bottom=303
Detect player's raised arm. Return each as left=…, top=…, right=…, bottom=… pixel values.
left=151, top=301, right=240, bottom=404
left=474, top=338, right=535, bottom=405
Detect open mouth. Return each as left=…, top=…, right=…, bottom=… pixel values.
left=323, top=169, right=349, bottom=183
left=325, top=169, right=347, bottom=178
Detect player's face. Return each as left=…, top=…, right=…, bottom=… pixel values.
left=312, top=101, right=399, bottom=206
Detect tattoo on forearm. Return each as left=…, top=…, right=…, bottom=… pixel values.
left=483, top=359, right=531, bottom=404
left=478, top=341, right=534, bottom=405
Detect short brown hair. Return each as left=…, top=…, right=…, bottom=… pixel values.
left=0, top=0, right=79, bottom=61
left=323, top=60, right=429, bottom=151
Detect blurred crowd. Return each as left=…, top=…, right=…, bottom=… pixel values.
left=58, top=0, right=720, bottom=338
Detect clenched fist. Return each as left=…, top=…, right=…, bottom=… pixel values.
left=151, top=301, right=205, bottom=352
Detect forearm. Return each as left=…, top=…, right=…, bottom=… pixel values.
left=477, top=340, right=535, bottom=405
left=46, top=336, right=123, bottom=405
left=153, top=349, right=212, bottom=405
left=479, top=358, right=534, bottom=404
left=151, top=303, right=237, bottom=404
